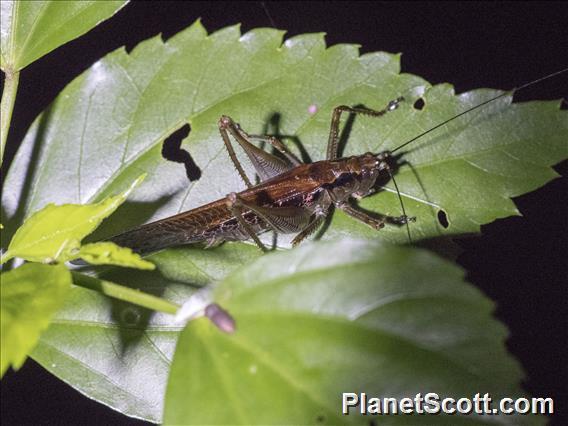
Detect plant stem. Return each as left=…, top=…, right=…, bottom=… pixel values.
left=71, top=271, right=180, bottom=315
left=1, top=69, right=20, bottom=166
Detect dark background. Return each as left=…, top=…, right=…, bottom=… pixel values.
left=1, top=2, right=567, bottom=424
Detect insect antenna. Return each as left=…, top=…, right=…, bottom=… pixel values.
left=387, top=169, right=413, bottom=244
left=385, top=67, right=566, bottom=243
left=259, top=2, right=277, bottom=28
left=391, top=67, right=568, bottom=154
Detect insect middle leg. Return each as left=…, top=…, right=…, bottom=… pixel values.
left=326, top=97, right=404, bottom=160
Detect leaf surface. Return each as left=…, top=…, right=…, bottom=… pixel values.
left=1, top=263, right=71, bottom=376
left=0, top=0, right=128, bottom=71
left=164, top=240, right=538, bottom=425
left=1, top=22, right=564, bottom=422
left=30, top=244, right=261, bottom=422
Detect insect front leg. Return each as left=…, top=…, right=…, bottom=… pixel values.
left=326, top=97, right=404, bottom=160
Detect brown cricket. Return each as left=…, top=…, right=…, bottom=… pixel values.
left=110, top=98, right=412, bottom=255
left=108, top=69, right=566, bottom=255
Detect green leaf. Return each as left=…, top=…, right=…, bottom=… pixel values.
left=2, top=175, right=144, bottom=264
left=1, top=263, right=71, bottom=377
left=30, top=243, right=261, bottom=422
left=1, top=22, right=563, bottom=422
left=0, top=0, right=128, bottom=72
left=76, top=242, right=155, bottom=269
left=164, top=239, right=537, bottom=425
left=2, top=22, right=565, bottom=249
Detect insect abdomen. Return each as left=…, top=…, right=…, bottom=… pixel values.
left=108, top=200, right=273, bottom=255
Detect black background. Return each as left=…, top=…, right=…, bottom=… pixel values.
left=1, top=2, right=567, bottom=425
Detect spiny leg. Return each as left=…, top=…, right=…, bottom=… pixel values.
left=326, top=97, right=404, bottom=160
left=240, top=200, right=312, bottom=235
left=291, top=191, right=333, bottom=246
left=219, top=117, right=254, bottom=188
left=248, top=134, right=302, bottom=166
left=225, top=192, right=268, bottom=251
left=219, top=116, right=295, bottom=186
left=291, top=212, right=327, bottom=246
left=225, top=192, right=313, bottom=251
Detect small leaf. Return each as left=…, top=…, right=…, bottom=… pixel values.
left=2, top=175, right=144, bottom=264
left=75, top=242, right=155, bottom=270
left=1, top=263, right=71, bottom=377
left=0, top=0, right=128, bottom=72
left=165, top=240, right=536, bottom=425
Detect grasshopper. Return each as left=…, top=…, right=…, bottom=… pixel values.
left=109, top=69, right=566, bottom=255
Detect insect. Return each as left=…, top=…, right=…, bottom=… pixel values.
left=108, top=69, right=566, bottom=255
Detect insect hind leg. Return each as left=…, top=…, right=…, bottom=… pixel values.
left=225, top=192, right=314, bottom=251
left=218, top=116, right=296, bottom=186
left=248, top=134, right=302, bottom=167
left=225, top=192, right=268, bottom=252
left=291, top=212, right=327, bottom=246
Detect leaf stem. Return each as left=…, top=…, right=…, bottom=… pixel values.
left=1, top=69, right=20, bottom=166
left=71, top=272, right=180, bottom=315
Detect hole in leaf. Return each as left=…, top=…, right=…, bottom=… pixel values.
left=162, top=123, right=201, bottom=181
left=316, top=415, right=325, bottom=423
left=413, top=98, right=425, bottom=110
left=437, top=210, right=449, bottom=228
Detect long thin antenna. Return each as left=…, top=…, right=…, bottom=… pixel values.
left=260, top=2, right=277, bottom=28
left=388, top=170, right=413, bottom=244
left=391, top=67, right=568, bottom=154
